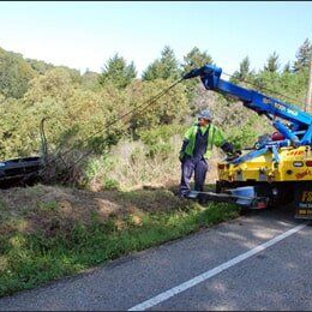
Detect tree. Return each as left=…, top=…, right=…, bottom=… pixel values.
left=81, top=69, right=101, bottom=91
left=231, top=56, right=254, bottom=83
left=99, top=53, right=137, bottom=89
left=264, top=51, right=280, bottom=73
left=26, top=58, right=54, bottom=75
left=293, top=38, right=312, bottom=72
left=57, top=66, right=82, bottom=84
left=283, top=61, right=291, bottom=73
left=127, top=79, right=190, bottom=133
left=180, top=47, right=214, bottom=105
left=181, top=46, right=213, bottom=74
left=24, top=67, right=74, bottom=104
left=142, top=46, right=180, bottom=81
left=0, top=47, right=37, bottom=99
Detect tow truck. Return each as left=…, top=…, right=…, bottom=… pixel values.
left=183, top=64, right=312, bottom=219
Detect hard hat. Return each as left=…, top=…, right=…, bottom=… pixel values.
left=197, top=109, right=212, bottom=121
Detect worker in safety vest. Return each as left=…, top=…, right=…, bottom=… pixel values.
left=178, top=109, right=236, bottom=197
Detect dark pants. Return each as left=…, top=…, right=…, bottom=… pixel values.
left=179, top=157, right=209, bottom=196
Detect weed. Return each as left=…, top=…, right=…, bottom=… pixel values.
left=38, top=201, right=59, bottom=212
left=102, top=178, right=120, bottom=191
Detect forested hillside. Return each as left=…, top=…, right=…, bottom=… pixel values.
left=0, top=40, right=311, bottom=189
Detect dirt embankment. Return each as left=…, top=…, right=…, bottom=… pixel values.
left=0, top=183, right=193, bottom=237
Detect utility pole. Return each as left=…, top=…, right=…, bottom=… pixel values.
left=305, top=40, right=312, bottom=112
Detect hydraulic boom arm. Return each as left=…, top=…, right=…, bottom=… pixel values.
left=184, top=65, right=312, bottom=148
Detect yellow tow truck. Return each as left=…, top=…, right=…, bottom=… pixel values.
left=183, top=64, right=312, bottom=219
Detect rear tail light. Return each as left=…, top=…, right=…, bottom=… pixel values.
left=218, top=164, right=225, bottom=169
left=306, top=161, right=312, bottom=167
left=257, top=202, right=267, bottom=209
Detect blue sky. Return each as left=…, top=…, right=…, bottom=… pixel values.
left=0, top=1, right=311, bottom=76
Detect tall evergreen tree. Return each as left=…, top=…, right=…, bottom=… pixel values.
left=180, top=47, right=214, bottom=105
left=283, top=61, right=291, bottom=73
left=142, top=46, right=180, bottom=81
left=293, top=38, right=312, bottom=72
left=264, top=51, right=280, bottom=73
left=230, top=56, right=255, bottom=85
left=181, top=46, right=213, bottom=74
left=99, top=53, right=137, bottom=89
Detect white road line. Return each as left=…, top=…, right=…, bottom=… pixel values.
left=128, top=223, right=308, bottom=311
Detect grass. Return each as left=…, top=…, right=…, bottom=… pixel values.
left=0, top=184, right=241, bottom=298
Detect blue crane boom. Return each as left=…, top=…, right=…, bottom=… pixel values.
left=183, top=65, right=312, bottom=148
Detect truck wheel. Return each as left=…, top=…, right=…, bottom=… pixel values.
left=268, top=185, right=294, bottom=208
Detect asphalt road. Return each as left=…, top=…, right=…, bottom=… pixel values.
left=0, top=205, right=311, bottom=311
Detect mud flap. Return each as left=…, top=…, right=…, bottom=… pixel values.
left=294, top=183, right=312, bottom=219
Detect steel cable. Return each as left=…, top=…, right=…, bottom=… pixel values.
left=36, top=77, right=184, bottom=183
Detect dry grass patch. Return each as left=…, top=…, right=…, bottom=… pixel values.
left=0, top=184, right=194, bottom=237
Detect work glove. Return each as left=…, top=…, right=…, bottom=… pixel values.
left=220, top=141, right=235, bottom=155
left=221, top=141, right=242, bottom=160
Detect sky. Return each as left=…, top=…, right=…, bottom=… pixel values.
left=0, top=1, right=311, bottom=77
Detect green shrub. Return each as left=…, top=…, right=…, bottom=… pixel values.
left=138, top=124, right=186, bottom=158
left=102, top=178, right=120, bottom=190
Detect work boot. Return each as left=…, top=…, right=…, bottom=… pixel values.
left=178, top=191, right=190, bottom=199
